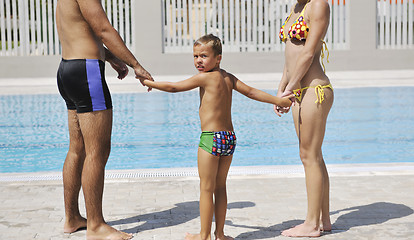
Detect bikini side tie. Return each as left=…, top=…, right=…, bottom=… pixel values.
left=321, top=40, right=330, bottom=73
left=292, top=84, right=332, bottom=103
left=314, top=85, right=325, bottom=104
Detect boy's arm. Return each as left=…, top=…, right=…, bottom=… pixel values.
left=232, top=75, right=293, bottom=107
left=143, top=74, right=205, bottom=93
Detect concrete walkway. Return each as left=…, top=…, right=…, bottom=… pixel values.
left=1, top=163, right=414, bottom=240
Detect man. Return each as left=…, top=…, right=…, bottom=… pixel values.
left=56, top=0, right=152, bottom=239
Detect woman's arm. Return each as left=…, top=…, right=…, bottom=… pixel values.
left=284, top=0, right=330, bottom=92
left=274, top=65, right=291, bottom=116
left=277, top=64, right=289, bottom=97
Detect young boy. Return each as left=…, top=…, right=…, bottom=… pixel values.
left=142, top=34, right=293, bottom=240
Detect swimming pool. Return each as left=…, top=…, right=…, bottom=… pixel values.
left=1, top=87, right=413, bottom=173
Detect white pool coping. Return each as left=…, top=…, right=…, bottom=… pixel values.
left=1, top=69, right=414, bottom=95
left=1, top=162, right=414, bottom=182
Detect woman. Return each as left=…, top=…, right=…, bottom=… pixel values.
left=275, top=0, right=333, bottom=237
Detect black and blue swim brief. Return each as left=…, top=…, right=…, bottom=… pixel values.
left=57, top=59, right=112, bottom=113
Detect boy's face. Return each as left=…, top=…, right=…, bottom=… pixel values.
left=193, top=44, right=222, bottom=72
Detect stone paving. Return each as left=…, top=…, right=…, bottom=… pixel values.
left=1, top=163, right=414, bottom=240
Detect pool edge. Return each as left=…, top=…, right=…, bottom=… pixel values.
left=1, top=162, right=414, bottom=182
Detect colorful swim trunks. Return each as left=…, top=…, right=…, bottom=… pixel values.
left=199, top=131, right=236, bottom=156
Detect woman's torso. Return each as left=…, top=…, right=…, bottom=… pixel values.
left=282, top=1, right=330, bottom=89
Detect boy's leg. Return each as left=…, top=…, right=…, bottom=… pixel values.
left=63, top=110, right=87, bottom=233
left=214, top=155, right=233, bottom=240
left=77, top=109, right=132, bottom=240
left=186, top=147, right=220, bottom=240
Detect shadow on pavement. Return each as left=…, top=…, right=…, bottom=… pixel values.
left=228, top=219, right=303, bottom=239
left=330, top=202, right=414, bottom=232
left=108, top=201, right=255, bottom=234
left=228, top=202, right=413, bottom=239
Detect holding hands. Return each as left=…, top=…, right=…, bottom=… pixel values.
left=274, top=90, right=295, bottom=117
left=134, top=65, right=153, bottom=92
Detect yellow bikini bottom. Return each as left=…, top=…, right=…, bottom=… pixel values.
left=292, top=84, right=333, bottom=103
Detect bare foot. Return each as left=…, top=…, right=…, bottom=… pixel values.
left=185, top=232, right=205, bottom=240
left=215, top=234, right=234, bottom=240
left=320, top=221, right=332, bottom=232
left=281, top=223, right=320, bottom=238
left=64, top=216, right=87, bottom=233
left=87, top=223, right=133, bottom=240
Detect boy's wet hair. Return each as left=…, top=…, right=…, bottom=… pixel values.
left=194, top=34, right=222, bottom=56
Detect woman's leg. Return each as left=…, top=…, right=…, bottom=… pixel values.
left=186, top=148, right=220, bottom=240
left=320, top=160, right=331, bottom=231
left=214, top=155, right=234, bottom=240
left=282, top=87, right=333, bottom=237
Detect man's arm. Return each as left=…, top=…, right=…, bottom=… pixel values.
left=105, top=48, right=128, bottom=79
left=76, top=0, right=152, bottom=80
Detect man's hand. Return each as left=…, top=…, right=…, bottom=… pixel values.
left=108, top=57, right=129, bottom=80
left=135, top=66, right=153, bottom=92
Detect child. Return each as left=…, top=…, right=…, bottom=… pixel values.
left=141, top=34, right=293, bottom=240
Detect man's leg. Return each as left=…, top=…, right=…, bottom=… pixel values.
left=63, top=110, right=87, bottom=233
left=77, top=109, right=132, bottom=240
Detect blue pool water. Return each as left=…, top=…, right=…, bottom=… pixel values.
left=1, top=87, right=413, bottom=173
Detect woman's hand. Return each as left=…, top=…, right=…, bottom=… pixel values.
left=274, top=90, right=294, bottom=117
left=274, top=104, right=291, bottom=117
left=281, top=89, right=295, bottom=102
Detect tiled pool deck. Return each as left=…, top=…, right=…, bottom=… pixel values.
left=1, top=163, right=414, bottom=240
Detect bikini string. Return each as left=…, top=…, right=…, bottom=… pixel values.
left=321, top=40, right=330, bottom=73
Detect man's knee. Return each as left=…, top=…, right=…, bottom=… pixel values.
left=67, top=148, right=86, bottom=162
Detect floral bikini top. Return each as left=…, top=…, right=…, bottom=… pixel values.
left=279, top=3, right=310, bottom=42
left=279, top=1, right=330, bottom=72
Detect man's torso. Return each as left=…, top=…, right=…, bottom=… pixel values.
left=56, top=0, right=105, bottom=60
